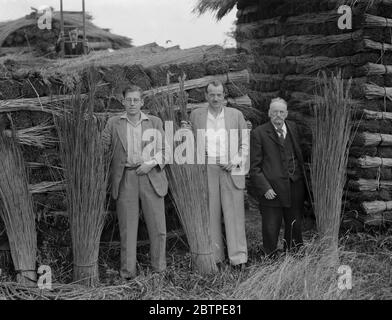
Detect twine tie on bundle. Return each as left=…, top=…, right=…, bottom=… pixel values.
left=73, top=261, right=97, bottom=268
left=190, top=251, right=213, bottom=256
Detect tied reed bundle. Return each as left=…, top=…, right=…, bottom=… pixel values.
left=311, top=71, right=354, bottom=252
left=55, top=71, right=111, bottom=286
left=0, top=131, right=37, bottom=285
left=5, top=120, right=57, bottom=148
left=150, top=76, right=217, bottom=274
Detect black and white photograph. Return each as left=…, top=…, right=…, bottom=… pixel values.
left=0, top=0, right=391, bottom=308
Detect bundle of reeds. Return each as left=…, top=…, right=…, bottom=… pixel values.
left=353, top=132, right=392, bottom=147
left=0, top=130, right=37, bottom=285
left=310, top=71, right=354, bottom=251
left=150, top=77, right=217, bottom=274
left=355, top=155, right=392, bottom=168
left=54, top=73, right=111, bottom=286
left=3, top=120, right=57, bottom=148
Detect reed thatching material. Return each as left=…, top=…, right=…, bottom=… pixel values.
left=348, top=178, right=392, bottom=192
left=354, top=155, right=392, bottom=168
left=193, top=0, right=238, bottom=20
left=353, top=132, right=392, bottom=147
left=361, top=200, right=392, bottom=215
left=311, top=72, right=353, bottom=249
left=149, top=79, right=217, bottom=275
left=0, top=11, right=131, bottom=54
left=0, top=131, right=37, bottom=285
left=54, top=75, right=111, bottom=286
left=362, top=109, right=392, bottom=120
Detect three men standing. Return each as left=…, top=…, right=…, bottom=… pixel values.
left=103, top=82, right=305, bottom=278
left=189, top=80, right=249, bottom=268
left=103, top=85, right=168, bottom=279
left=250, top=98, right=305, bottom=256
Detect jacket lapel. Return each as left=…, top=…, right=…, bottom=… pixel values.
left=266, top=121, right=281, bottom=145
left=286, top=121, right=304, bottom=163
left=115, top=118, right=127, bottom=152
left=199, top=107, right=208, bottom=130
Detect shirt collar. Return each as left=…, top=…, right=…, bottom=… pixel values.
left=272, top=121, right=287, bottom=133
left=207, top=107, right=225, bottom=120
left=121, top=111, right=149, bottom=123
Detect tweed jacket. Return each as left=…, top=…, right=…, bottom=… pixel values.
left=102, top=113, right=168, bottom=199
left=189, top=106, right=249, bottom=189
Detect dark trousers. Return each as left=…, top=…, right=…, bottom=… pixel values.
left=260, top=179, right=305, bottom=255
left=260, top=206, right=303, bottom=255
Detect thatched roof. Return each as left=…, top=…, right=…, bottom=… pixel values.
left=193, top=0, right=239, bottom=20
left=0, top=11, right=131, bottom=48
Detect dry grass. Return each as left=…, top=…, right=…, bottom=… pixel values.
left=0, top=210, right=391, bottom=300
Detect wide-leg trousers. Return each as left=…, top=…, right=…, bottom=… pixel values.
left=207, top=164, right=248, bottom=265
left=116, top=169, right=166, bottom=278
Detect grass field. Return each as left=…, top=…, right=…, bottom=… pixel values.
left=0, top=208, right=391, bottom=300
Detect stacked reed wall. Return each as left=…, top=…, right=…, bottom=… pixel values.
left=235, top=0, right=392, bottom=230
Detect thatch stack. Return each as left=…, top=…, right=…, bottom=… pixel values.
left=0, top=43, right=259, bottom=274
left=229, top=0, right=392, bottom=230
left=0, top=11, right=132, bottom=56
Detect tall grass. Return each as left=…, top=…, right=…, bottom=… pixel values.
left=311, top=71, right=354, bottom=252
left=150, top=77, right=217, bottom=274
left=55, top=71, right=111, bottom=286
left=0, top=130, right=37, bottom=285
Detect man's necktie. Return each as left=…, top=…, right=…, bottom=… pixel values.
left=276, top=128, right=285, bottom=145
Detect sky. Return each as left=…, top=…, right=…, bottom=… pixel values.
left=0, top=0, right=237, bottom=48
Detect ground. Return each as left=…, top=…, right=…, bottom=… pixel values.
left=0, top=208, right=391, bottom=300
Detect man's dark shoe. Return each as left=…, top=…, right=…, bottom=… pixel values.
left=231, top=263, right=246, bottom=272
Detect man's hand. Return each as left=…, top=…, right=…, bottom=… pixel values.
left=136, top=162, right=156, bottom=175
left=264, top=189, right=277, bottom=200
left=220, top=162, right=238, bottom=172
left=180, top=121, right=192, bottom=130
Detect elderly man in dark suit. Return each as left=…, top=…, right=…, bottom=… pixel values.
left=250, top=97, right=305, bottom=256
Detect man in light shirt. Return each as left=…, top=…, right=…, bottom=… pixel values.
left=102, top=85, right=168, bottom=279
left=250, top=98, right=306, bottom=256
left=189, top=80, right=249, bottom=269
